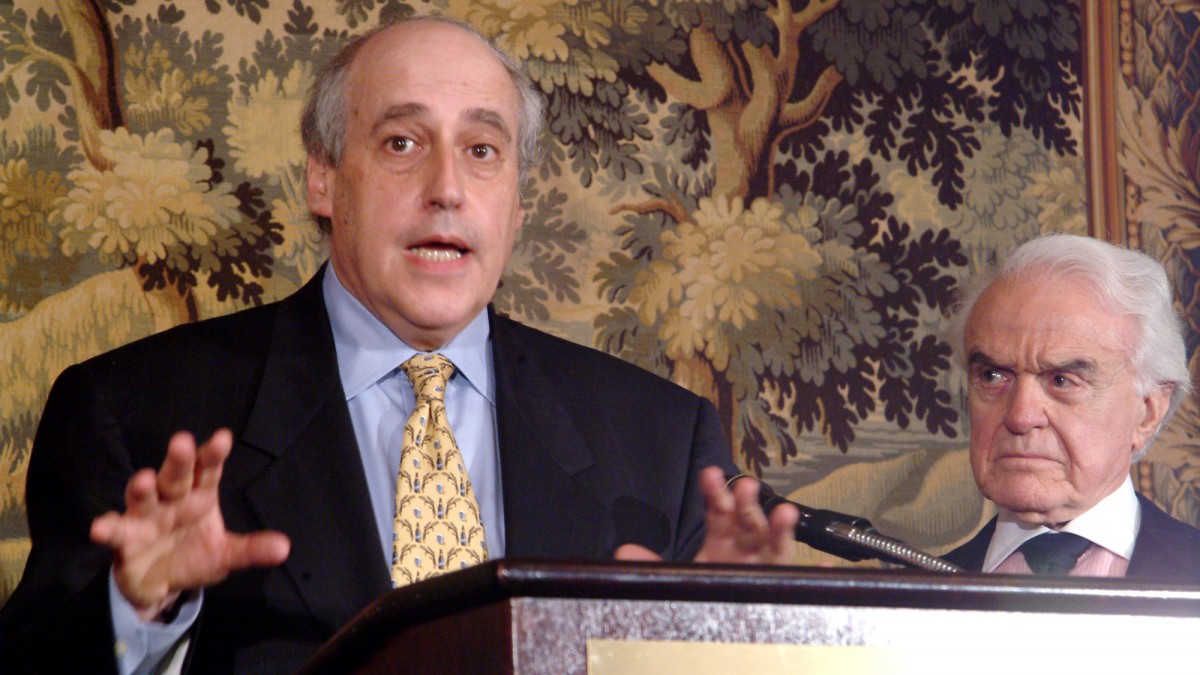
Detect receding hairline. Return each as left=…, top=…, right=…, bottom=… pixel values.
left=344, top=21, right=522, bottom=139
left=347, top=18, right=515, bottom=89
left=361, top=16, right=493, bottom=49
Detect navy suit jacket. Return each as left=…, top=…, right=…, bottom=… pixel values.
left=0, top=268, right=737, bottom=672
left=942, top=493, right=1200, bottom=584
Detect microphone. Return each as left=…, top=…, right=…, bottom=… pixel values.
left=749, top=478, right=962, bottom=573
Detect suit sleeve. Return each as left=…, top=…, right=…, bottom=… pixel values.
left=0, top=363, right=134, bottom=674
left=670, top=396, right=740, bottom=561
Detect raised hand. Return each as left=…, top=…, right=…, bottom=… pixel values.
left=614, top=466, right=798, bottom=564
left=90, top=429, right=291, bottom=621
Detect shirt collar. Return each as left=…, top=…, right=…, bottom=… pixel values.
left=322, top=264, right=493, bottom=403
left=983, top=475, right=1140, bottom=571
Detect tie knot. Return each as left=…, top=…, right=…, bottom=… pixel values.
left=1018, top=531, right=1092, bottom=575
left=401, top=353, right=455, bottom=402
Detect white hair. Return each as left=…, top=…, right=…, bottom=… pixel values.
left=948, top=233, right=1192, bottom=459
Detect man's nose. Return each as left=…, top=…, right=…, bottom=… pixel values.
left=423, top=145, right=464, bottom=210
left=1003, top=376, right=1048, bottom=433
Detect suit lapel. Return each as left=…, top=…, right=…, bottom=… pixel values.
left=1129, top=494, right=1162, bottom=578
left=229, top=270, right=390, bottom=633
left=489, top=311, right=613, bottom=558
left=1127, top=493, right=1200, bottom=583
left=942, top=517, right=995, bottom=572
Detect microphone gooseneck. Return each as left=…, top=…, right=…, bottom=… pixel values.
left=746, top=477, right=963, bottom=573
left=821, top=520, right=963, bottom=573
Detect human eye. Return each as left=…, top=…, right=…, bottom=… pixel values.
left=974, top=366, right=1005, bottom=385
left=468, top=143, right=496, bottom=161
left=387, top=136, right=417, bottom=154
left=1048, top=372, right=1079, bottom=391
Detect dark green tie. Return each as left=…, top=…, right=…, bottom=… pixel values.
left=1018, top=532, right=1091, bottom=575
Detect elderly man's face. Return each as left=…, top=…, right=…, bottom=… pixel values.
left=306, top=22, right=525, bottom=349
left=963, top=275, right=1170, bottom=526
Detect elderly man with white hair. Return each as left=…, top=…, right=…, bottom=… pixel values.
left=943, top=233, right=1200, bottom=580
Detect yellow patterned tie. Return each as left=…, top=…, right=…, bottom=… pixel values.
left=391, top=353, right=488, bottom=587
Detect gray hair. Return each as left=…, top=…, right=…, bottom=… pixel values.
left=948, top=233, right=1192, bottom=459
left=300, top=15, right=546, bottom=233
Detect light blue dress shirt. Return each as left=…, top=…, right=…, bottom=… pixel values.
left=323, top=264, right=507, bottom=561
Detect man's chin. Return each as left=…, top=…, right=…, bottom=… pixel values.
left=995, top=496, right=1084, bottom=527
left=1003, top=508, right=1065, bottom=526
left=984, top=479, right=1071, bottom=523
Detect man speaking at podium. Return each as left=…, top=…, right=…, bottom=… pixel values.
left=943, top=234, right=1200, bottom=580
left=0, top=17, right=796, bottom=674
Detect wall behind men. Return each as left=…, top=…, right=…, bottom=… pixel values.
left=0, top=0, right=1194, bottom=599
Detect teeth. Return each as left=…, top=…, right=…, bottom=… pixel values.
left=412, top=247, right=463, bottom=262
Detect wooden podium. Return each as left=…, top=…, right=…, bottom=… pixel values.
left=299, top=559, right=1200, bottom=674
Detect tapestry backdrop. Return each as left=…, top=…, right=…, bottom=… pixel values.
left=1114, top=0, right=1200, bottom=529
left=2, top=0, right=1195, bottom=602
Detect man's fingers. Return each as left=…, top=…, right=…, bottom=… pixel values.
left=92, top=428, right=290, bottom=613
left=613, top=543, right=664, bottom=562
left=157, top=431, right=198, bottom=502
left=769, top=501, right=800, bottom=531
left=766, top=502, right=800, bottom=563
left=716, top=474, right=768, bottom=552
left=225, top=531, right=291, bottom=570
left=194, top=429, right=232, bottom=494
left=692, top=466, right=798, bottom=565
left=90, top=511, right=122, bottom=547
left=698, top=466, right=734, bottom=517
left=730, top=475, right=768, bottom=536
left=124, top=468, right=162, bottom=516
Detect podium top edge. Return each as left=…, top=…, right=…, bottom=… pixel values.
left=367, top=558, right=1200, bottom=622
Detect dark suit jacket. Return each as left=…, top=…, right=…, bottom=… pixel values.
left=942, top=493, right=1200, bottom=583
left=0, top=268, right=737, bottom=673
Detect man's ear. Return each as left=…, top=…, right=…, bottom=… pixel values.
left=306, top=157, right=333, bottom=217
left=1133, top=383, right=1173, bottom=452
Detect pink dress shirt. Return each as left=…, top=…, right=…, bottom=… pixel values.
left=984, top=476, right=1138, bottom=578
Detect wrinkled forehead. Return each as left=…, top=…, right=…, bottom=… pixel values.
left=966, top=275, right=1137, bottom=365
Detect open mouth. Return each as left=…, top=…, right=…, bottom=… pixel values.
left=410, top=245, right=465, bottom=262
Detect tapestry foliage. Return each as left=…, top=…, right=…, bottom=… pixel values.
left=13, top=0, right=1178, bottom=600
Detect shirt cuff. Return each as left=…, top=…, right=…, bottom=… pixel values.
left=108, top=570, right=202, bottom=675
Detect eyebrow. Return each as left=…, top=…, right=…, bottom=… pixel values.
left=967, top=350, right=1097, bottom=375
left=464, top=108, right=513, bottom=143
left=373, top=103, right=426, bottom=134
left=966, top=351, right=994, bottom=368
left=1041, top=358, right=1098, bottom=378
left=372, top=103, right=513, bottom=143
